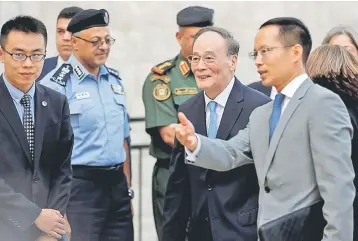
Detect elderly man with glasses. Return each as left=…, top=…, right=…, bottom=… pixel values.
left=40, top=9, right=133, bottom=241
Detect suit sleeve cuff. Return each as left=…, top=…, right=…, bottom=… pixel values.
left=185, top=134, right=201, bottom=164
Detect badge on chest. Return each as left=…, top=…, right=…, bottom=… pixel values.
left=111, top=84, right=124, bottom=95
left=75, top=92, right=90, bottom=100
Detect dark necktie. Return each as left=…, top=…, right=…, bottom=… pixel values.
left=20, top=94, right=34, bottom=161
left=269, top=93, right=285, bottom=141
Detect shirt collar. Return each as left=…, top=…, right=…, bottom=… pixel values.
left=271, top=73, right=308, bottom=99
left=204, top=77, right=235, bottom=110
left=68, top=55, right=109, bottom=82
left=3, top=74, right=36, bottom=103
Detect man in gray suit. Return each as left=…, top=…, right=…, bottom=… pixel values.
left=171, top=17, right=355, bottom=241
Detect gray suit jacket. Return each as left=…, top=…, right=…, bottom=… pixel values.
left=187, top=79, right=355, bottom=241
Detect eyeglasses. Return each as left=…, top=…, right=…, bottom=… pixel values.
left=73, top=35, right=116, bottom=48
left=248, top=45, right=294, bottom=60
left=1, top=47, right=46, bottom=62
left=187, top=54, right=217, bottom=65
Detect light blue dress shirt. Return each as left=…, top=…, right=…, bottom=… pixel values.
left=40, top=55, right=129, bottom=166
left=3, top=74, right=36, bottom=124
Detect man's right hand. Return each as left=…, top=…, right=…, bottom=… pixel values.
left=34, top=209, right=65, bottom=239
left=170, top=112, right=198, bottom=151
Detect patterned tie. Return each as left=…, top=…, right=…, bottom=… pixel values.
left=207, top=101, right=218, bottom=139
left=269, top=93, right=285, bottom=141
left=20, top=94, right=34, bottom=161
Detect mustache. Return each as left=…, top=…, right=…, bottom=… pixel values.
left=94, top=51, right=108, bottom=55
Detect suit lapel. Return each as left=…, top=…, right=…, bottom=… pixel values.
left=34, top=84, right=48, bottom=169
left=216, top=78, right=244, bottom=140
left=0, top=76, right=32, bottom=164
left=191, top=92, right=207, bottom=137
left=187, top=92, right=207, bottom=182
left=263, top=79, right=314, bottom=177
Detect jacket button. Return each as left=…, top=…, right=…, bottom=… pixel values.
left=264, top=186, right=271, bottom=193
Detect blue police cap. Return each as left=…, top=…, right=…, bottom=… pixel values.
left=67, top=9, right=109, bottom=33
left=177, top=6, right=214, bottom=27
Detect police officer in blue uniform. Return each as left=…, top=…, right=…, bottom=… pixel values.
left=40, top=9, right=133, bottom=241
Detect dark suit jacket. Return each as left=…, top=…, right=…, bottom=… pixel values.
left=248, top=80, right=272, bottom=97
left=162, top=78, right=271, bottom=241
left=37, top=56, right=58, bottom=82
left=0, top=76, right=74, bottom=241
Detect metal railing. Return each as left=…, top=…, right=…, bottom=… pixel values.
left=129, top=117, right=150, bottom=241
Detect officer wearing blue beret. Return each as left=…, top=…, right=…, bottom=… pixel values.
left=40, top=9, right=133, bottom=241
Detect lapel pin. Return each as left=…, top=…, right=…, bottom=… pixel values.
left=42, top=101, right=47, bottom=107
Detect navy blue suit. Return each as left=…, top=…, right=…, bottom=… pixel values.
left=162, top=78, right=271, bottom=241
left=37, top=56, right=58, bottom=82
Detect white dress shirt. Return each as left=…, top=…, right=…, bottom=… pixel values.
left=204, top=77, right=235, bottom=133
left=184, top=77, right=235, bottom=155
left=271, top=73, right=308, bottom=115
left=186, top=73, right=308, bottom=161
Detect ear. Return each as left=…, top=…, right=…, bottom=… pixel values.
left=292, top=44, right=303, bottom=64
left=0, top=47, right=4, bottom=63
left=176, top=31, right=182, bottom=45
left=71, top=37, right=78, bottom=51
left=230, top=55, right=238, bottom=71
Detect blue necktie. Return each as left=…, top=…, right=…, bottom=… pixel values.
left=208, top=101, right=218, bottom=139
left=269, top=93, right=285, bottom=141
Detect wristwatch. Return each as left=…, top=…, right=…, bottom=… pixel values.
left=128, top=188, right=135, bottom=199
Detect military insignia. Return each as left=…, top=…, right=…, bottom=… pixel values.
left=151, top=60, right=174, bottom=75
left=111, top=84, right=124, bottom=95
left=150, top=74, right=170, bottom=83
left=50, top=63, right=72, bottom=86
left=174, top=88, right=198, bottom=95
left=107, top=67, right=121, bottom=79
left=179, top=61, right=190, bottom=75
left=153, top=83, right=171, bottom=101
left=74, top=65, right=85, bottom=80
left=103, top=11, right=109, bottom=24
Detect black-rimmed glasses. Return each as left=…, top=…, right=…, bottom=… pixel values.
left=1, top=47, right=46, bottom=62
left=73, top=35, right=116, bottom=48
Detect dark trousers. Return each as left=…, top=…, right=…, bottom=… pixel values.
left=152, top=159, right=170, bottom=241
left=67, top=165, right=133, bottom=241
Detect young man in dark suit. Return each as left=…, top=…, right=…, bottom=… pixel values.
left=37, top=6, right=83, bottom=81
left=0, top=15, right=74, bottom=241
left=162, top=27, right=270, bottom=241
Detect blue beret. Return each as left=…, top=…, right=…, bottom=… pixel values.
left=177, top=6, right=214, bottom=27
left=67, top=9, right=109, bottom=33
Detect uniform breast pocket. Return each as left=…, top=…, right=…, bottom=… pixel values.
left=111, top=95, right=126, bottom=125
left=69, top=100, right=98, bottom=130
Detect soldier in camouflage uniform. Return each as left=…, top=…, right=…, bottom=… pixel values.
left=142, top=6, right=214, bottom=241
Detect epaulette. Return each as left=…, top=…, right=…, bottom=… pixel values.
left=151, top=59, right=175, bottom=75
left=50, top=63, right=72, bottom=87
left=106, top=66, right=122, bottom=80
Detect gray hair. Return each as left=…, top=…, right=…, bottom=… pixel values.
left=322, top=25, right=358, bottom=50
left=193, top=26, right=240, bottom=56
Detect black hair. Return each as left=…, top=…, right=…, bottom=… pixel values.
left=0, top=15, right=47, bottom=47
left=260, top=17, right=312, bottom=64
left=57, top=6, right=83, bottom=20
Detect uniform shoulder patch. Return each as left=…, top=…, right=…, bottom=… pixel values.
left=153, top=83, right=171, bottom=101
left=50, top=64, right=72, bottom=87
left=150, top=74, right=170, bottom=84
left=106, top=66, right=122, bottom=80
left=151, top=60, right=175, bottom=75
